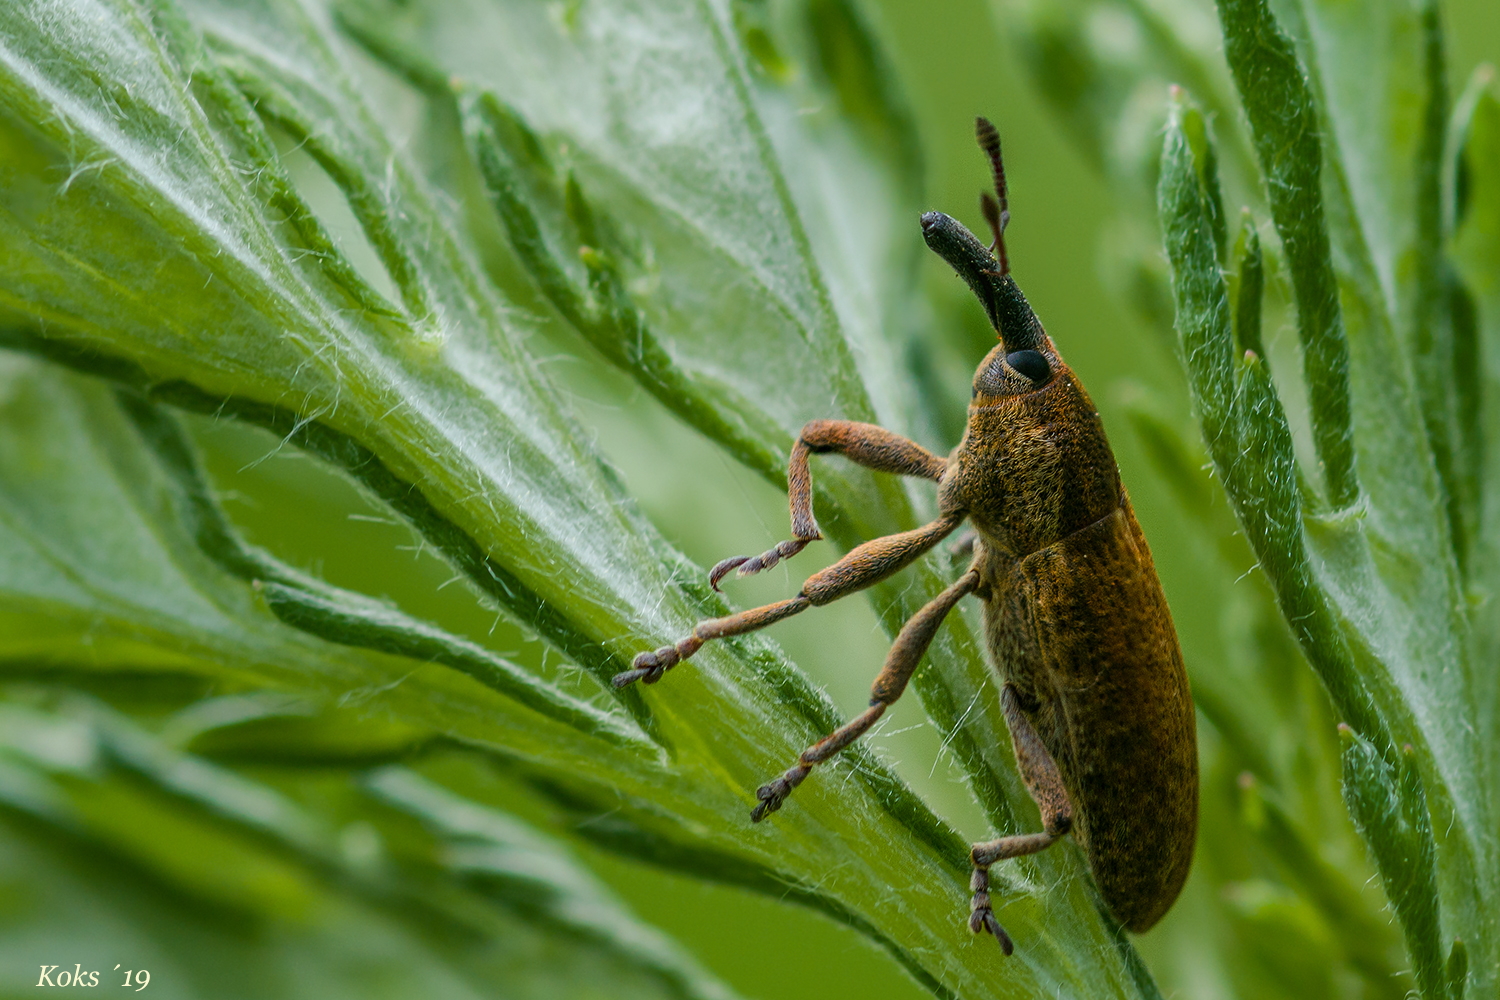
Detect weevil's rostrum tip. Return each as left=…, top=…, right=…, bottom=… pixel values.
left=923, top=209, right=1045, bottom=353
left=919, top=210, right=948, bottom=239
left=920, top=211, right=1003, bottom=329
left=919, top=210, right=981, bottom=251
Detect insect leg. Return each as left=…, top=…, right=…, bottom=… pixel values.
left=618, top=510, right=965, bottom=687
left=613, top=596, right=809, bottom=687
left=711, top=420, right=949, bottom=590
left=998, top=684, right=1073, bottom=836
left=753, top=566, right=981, bottom=820
left=968, top=684, right=1075, bottom=953
left=799, top=509, right=965, bottom=606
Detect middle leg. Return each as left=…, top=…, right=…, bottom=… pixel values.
left=751, top=566, right=981, bottom=820
left=616, top=510, right=966, bottom=687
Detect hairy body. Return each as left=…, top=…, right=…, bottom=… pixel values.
left=957, top=342, right=1196, bottom=933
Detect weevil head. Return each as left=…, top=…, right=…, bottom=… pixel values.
left=922, top=214, right=1119, bottom=557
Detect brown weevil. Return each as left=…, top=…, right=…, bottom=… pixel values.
left=616, top=117, right=1198, bottom=953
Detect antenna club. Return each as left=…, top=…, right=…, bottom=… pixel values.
left=975, top=116, right=1011, bottom=275
left=976, top=116, right=1000, bottom=154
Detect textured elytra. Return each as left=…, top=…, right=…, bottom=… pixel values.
left=948, top=319, right=1197, bottom=933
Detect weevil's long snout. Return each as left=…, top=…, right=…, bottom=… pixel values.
left=921, top=211, right=1045, bottom=353
left=922, top=211, right=999, bottom=326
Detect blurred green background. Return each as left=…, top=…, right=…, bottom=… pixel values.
left=6, top=0, right=1495, bottom=996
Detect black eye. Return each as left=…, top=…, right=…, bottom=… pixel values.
left=1006, top=350, right=1050, bottom=383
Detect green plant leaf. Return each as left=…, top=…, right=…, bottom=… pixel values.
left=1453, top=72, right=1500, bottom=308
left=1157, top=0, right=1498, bottom=981
left=1338, top=727, right=1445, bottom=1000
left=0, top=354, right=650, bottom=791
left=0, top=692, right=737, bottom=1000
left=0, top=0, right=1168, bottom=994
left=1217, top=0, right=1358, bottom=510
left=1450, top=73, right=1500, bottom=834
left=334, top=0, right=908, bottom=454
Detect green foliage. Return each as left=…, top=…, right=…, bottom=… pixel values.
left=999, top=0, right=1498, bottom=993
left=1, top=0, right=1495, bottom=999
left=0, top=688, right=729, bottom=1000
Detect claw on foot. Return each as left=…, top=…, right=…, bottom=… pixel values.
left=969, top=868, right=1014, bottom=955
left=708, top=538, right=813, bottom=591
left=612, top=644, right=680, bottom=688
left=611, top=666, right=653, bottom=688
left=750, top=763, right=811, bottom=822
left=708, top=555, right=751, bottom=591
left=969, top=909, right=1014, bottom=955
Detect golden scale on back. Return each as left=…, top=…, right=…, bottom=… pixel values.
left=617, top=117, right=1198, bottom=954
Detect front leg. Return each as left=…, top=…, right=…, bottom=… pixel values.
left=616, top=510, right=966, bottom=687
left=969, top=684, right=1074, bottom=955
left=711, top=420, right=949, bottom=589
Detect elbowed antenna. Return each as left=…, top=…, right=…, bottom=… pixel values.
left=976, top=116, right=1010, bottom=274
left=919, top=117, right=1045, bottom=353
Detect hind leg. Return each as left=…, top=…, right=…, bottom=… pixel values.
left=751, top=567, right=980, bottom=820
left=969, top=684, right=1074, bottom=954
